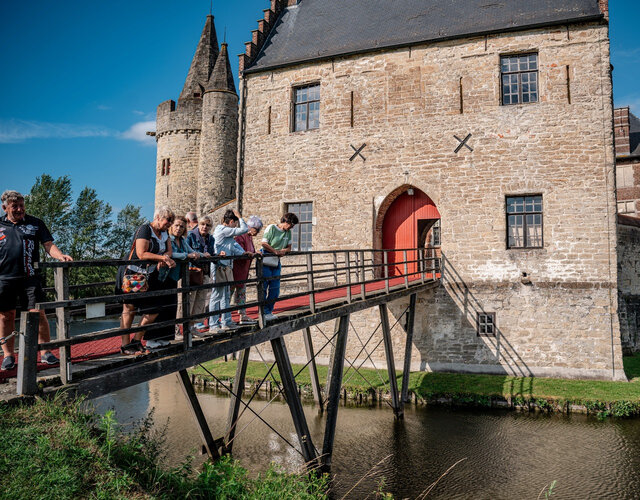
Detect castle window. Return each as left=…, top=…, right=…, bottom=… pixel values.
left=617, top=165, right=634, bottom=188
left=506, top=195, right=543, bottom=249
left=618, top=200, right=636, bottom=215
left=161, top=159, right=165, bottom=176
left=501, top=53, right=538, bottom=105
left=477, top=313, right=496, bottom=336
left=286, top=202, right=313, bottom=251
left=166, top=158, right=171, bottom=175
left=293, top=84, right=320, bottom=132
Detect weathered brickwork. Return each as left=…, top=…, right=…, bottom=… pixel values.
left=240, top=22, right=625, bottom=380
left=617, top=217, right=640, bottom=354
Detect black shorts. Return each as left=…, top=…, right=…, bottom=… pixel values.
left=0, top=277, right=46, bottom=312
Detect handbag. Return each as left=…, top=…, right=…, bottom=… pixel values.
left=215, top=265, right=234, bottom=283
left=262, top=255, right=280, bottom=268
left=122, top=228, right=149, bottom=293
left=189, top=265, right=204, bottom=286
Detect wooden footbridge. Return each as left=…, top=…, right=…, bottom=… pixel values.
left=6, top=248, right=439, bottom=471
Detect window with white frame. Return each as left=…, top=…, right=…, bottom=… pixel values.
left=293, top=84, right=320, bottom=132
left=286, top=202, right=313, bottom=251
left=501, top=53, right=539, bottom=105
left=617, top=165, right=634, bottom=188
left=618, top=200, right=636, bottom=215
left=507, top=195, right=543, bottom=249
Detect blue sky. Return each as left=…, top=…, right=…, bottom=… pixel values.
left=0, top=1, right=638, bottom=219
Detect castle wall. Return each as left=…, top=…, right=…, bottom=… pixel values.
left=240, top=22, right=625, bottom=380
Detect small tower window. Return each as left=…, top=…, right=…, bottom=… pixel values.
left=166, top=158, right=171, bottom=175
left=161, top=159, right=166, bottom=176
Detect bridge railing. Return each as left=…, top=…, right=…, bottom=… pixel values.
left=14, top=248, right=440, bottom=394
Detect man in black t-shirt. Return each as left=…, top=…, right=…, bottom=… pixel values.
left=0, top=190, right=72, bottom=371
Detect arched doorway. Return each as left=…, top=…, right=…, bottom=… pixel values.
left=381, top=187, right=440, bottom=276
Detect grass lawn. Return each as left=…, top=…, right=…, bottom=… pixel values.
left=192, top=353, right=640, bottom=405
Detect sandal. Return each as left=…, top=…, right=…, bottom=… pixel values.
left=120, top=341, right=149, bottom=356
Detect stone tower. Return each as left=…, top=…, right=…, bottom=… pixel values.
left=197, top=43, right=238, bottom=214
left=154, top=15, right=238, bottom=217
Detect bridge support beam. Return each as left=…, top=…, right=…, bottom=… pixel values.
left=303, top=327, right=323, bottom=411
left=176, top=369, right=220, bottom=460
left=224, top=347, right=250, bottom=454
left=401, top=294, right=417, bottom=407
left=271, top=337, right=318, bottom=467
left=379, top=305, right=402, bottom=418
left=321, top=314, right=350, bottom=473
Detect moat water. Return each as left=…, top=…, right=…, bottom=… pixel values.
left=65, top=319, right=640, bottom=498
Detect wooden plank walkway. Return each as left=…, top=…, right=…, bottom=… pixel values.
left=0, top=275, right=437, bottom=402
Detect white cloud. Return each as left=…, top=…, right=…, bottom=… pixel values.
left=97, top=104, right=111, bottom=111
left=120, top=120, right=156, bottom=146
left=0, top=119, right=113, bottom=143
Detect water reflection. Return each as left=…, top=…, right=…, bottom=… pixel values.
left=93, top=375, right=640, bottom=499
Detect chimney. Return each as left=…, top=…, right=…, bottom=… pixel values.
left=614, top=107, right=631, bottom=157
left=598, top=0, right=609, bottom=21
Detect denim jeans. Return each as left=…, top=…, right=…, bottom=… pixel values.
left=262, top=261, right=281, bottom=315
left=209, top=272, right=232, bottom=327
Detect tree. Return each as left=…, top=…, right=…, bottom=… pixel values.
left=69, top=187, right=113, bottom=261
left=24, top=174, right=73, bottom=250
left=109, top=204, right=147, bottom=259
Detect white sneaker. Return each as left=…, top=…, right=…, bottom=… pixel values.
left=207, top=326, right=221, bottom=334
left=146, top=339, right=170, bottom=349
left=240, top=316, right=257, bottom=324
left=264, top=313, right=278, bottom=321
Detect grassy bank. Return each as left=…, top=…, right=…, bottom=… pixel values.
left=191, top=354, right=640, bottom=418
left=0, top=396, right=327, bottom=499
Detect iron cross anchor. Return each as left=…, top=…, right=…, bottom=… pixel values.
left=454, top=133, right=473, bottom=153
left=349, top=143, right=367, bottom=162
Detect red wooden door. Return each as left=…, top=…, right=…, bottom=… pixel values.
left=382, top=189, right=440, bottom=276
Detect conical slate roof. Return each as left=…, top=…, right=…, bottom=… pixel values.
left=180, top=15, right=219, bottom=100
left=206, top=43, right=236, bottom=94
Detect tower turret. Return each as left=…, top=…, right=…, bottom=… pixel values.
left=196, top=42, right=239, bottom=214
left=155, top=15, right=221, bottom=215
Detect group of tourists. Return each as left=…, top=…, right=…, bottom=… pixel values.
left=0, top=188, right=300, bottom=367
left=115, top=205, right=300, bottom=356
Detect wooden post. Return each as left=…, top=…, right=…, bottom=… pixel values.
left=306, top=254, right=316, bottom=313
left=419, top=248, right=426, bottom=283
left=379, top=305, right=402, bottom=418
left=225, top=347, right=250, bottom=453
left=179, top=264, right=192, bottom=350
left=176, top=369, right=220, bottom=460
left=54, top=267, right=71, bottom=384
left=271, top=337, right=318, bottom=466
left=401, top=294, right=417, bottom=407
left=403, top=250, right=409, bottom=288
left=332, top=252, right=338, bottom=286
left=256, top=258, right=266, bottom=328
left=303, top=327, right=323, bottom=411
left=345, top=251, right=352, bottom=303
left=384, top=250, right=389, bottom=294
left=321, top=314, right=350, bottom=472
left=17, top=311, right=40, bottom=396
left=359, top=250, right=366, bottom=299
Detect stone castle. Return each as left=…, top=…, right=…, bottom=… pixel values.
left=155, top=0, right=640, bottom=381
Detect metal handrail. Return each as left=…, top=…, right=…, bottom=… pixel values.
left=16, top=247, right=440, bottom=395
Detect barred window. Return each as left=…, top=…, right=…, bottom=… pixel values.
left=287, top=202, right=313, bottom=251
left=293, top=84, right=320, bottom=132
left=477, top=313, right=496, bottom=336
left=507, top=195, right=543, bottom=249
left=501, top=53, right=538, bottom=105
